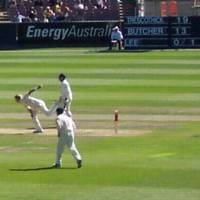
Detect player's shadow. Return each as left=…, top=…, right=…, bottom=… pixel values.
left=10, top=166, right=77, bottom=171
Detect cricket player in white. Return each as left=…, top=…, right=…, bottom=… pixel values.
left=15, top=85, right=54, bottom=133
left=57, top=73, right=73, bottom=117
left=53, top=107, right=82, bottom=168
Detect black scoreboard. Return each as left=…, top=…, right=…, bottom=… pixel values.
left=124, top=16, right=200, bottom=49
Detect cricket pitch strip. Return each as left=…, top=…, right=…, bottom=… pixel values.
left=0, top=128, right=151, bottom=137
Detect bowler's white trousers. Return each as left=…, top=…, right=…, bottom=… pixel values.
left=30, top=100, right=55, bottom=132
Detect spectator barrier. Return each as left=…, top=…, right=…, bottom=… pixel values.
left=17, top=21, right=119, bottom=45
left=0, top=21, right=119, bottom=48
left=0, top=23, right=16, bottom=46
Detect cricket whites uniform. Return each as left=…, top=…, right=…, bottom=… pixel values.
left=55, top=113, right=81, bottom=166
left=59, top=79, right=73, bottom=116
left=20, top=93, right=54, bottom=132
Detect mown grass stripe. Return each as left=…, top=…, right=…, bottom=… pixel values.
left=1, top=58, right=200, bottom=65
left=0, top=83, right=200, bottom=94
left=1, top=113, right=200, bottom=122
left=1, top=63, right=200, bottom=70
left=4, top=91, right=200, bottom=102
left=1, top=80, right=200, bottom=88
left=1, top=99, right=200, bottom=108
left=2, top=73, right=200, bottom=80
left=2, top=68, right=200, bottom=75
left=0, top=50, right=200, bottom=58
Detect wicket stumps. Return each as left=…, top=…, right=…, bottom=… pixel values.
left=114, top=110, right=119, bottom=134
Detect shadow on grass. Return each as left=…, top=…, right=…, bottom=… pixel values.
left=98, top=49, right=151, bottom=53
left=192, top=134, right=200, bottom=138
left=10, top=166, right=77, bottom=171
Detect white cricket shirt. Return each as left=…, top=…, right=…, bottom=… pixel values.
left=60, top=79, right=72, bottom=101
left=56, top=113, right=73, bottom=135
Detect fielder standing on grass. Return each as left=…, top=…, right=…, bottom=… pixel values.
left=52, top=107, right=82, bottom=169
left=14, top=85, right=55, bottom=133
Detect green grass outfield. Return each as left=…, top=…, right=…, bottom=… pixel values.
left=0, top=49, right=200, bottom=199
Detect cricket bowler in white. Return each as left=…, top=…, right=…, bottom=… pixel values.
left=57, top=73, right=73, bottom=117
left=14, top=85, right=54, bottom=133
left=52, top=107, right=82, bottom=168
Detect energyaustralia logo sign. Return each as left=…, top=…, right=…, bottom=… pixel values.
left=26, top=25, right=112, bottom=40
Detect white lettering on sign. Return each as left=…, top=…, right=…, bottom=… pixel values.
left=125, top=16, right=165, bottom=24
left=126, top=27, right=166, bottom=36
left=125, top=38, right=139, bottom=47
left=26, top=25, right=112, bottom=40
